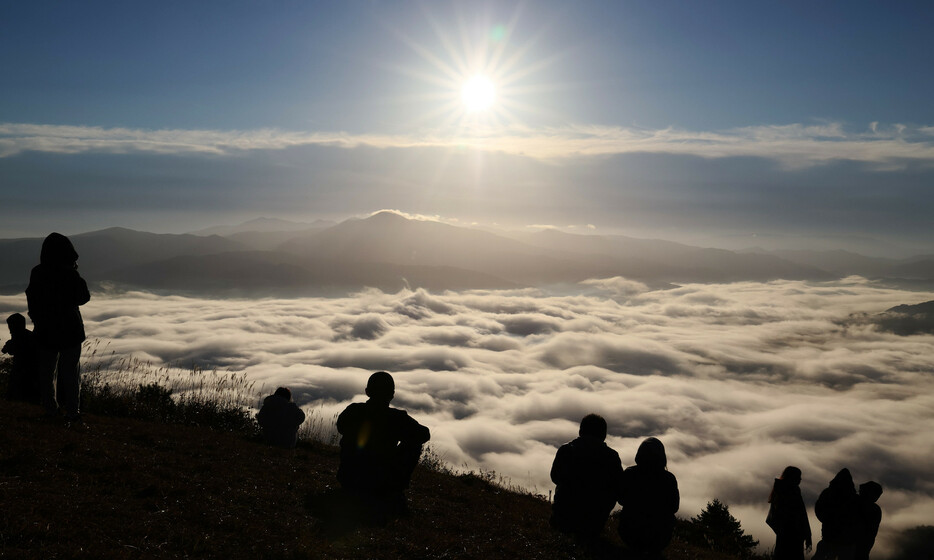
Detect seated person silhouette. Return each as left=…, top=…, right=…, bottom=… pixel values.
left=855, top=481, right=882, bottom=560
left=617, top=437, right=680, bottom=558
left=550, top=413, right=623, bottom=539
left=337, top=371, right=430, bottom=509
left=256, top=387, right=306, bottom=448
left=2, top=313, right=41, bottom=403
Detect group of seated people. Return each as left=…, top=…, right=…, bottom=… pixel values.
left=259, top=372, right=885, bottom=560
left=257, top=372, right=678, bottom=555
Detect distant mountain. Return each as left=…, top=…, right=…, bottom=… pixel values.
left=865, top=300, right=934, bottom=335
left=189, top=217, right=336, bottom=237
left=2, top=214, right=933, bottom=296
left=753, top=249, right=897, bottom=277
left=0, top=228, right=243, bottom=291
left=109, top=250, right=518, bottom=296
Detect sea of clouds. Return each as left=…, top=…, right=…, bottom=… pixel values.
left=3, top=276, right=932, bottom=556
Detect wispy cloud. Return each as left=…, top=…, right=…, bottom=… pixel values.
left=2, top=121, right=933, bottom=169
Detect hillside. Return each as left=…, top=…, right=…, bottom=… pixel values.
left=0, top=398, right=757, bottom=560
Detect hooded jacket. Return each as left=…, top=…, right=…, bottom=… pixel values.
left=25, top=233, right=91, bottom=350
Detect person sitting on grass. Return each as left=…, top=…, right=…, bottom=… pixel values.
left=336, top=371, right=430, bottom=511
left=550, top=413, right=624, bottom=540
left=256, top=387, right=306, bottom=449
left=2, top=313, right=41, bottom=403
left=617, top=437, right=680, bottom=559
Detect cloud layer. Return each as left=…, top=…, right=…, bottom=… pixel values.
left=3, top=121, right=934, bottom=169
left=2, top=277, right=933, bottom=555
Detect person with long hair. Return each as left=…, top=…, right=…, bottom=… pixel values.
left=617, top=437, right=680, bottom=558
left=767, top=466, right=812, bottom=559
left=26, top=233, right=90, bottom=422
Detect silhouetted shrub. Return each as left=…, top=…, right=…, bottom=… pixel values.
left=889, top=525, right=934, bottom=560
left=684, top=499, right=759, bottom=558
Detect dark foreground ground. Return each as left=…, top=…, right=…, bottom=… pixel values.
left=0, top=399, right=757, bottom=560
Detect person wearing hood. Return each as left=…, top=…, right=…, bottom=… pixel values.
left=855, top=481, right=882, bottom=560
left=550, top=414, right=624, bottom=539
left=25, top=233, right=91, bottom=421
left=256, top=387, right=306, bottom=449
left=814, top=468, right=860, bottom=560
left=617, top=437, right=680, bottom=558
left=766, top=466, right=812, bottom=560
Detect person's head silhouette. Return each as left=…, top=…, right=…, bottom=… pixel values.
left=40, top=232, right=79, bottom=268
left=274, top=387, right=292, bottom=401
left=6, top=313, right=26, bottom=334
left=859, top=481, right=882, bottom=503
left=635, top=437, right=668, bottom=470
left=781, top=465, right=802, bottom=486
left=365, top=371, right=395, bottom=405
left=579, top=413, right=608, bottom=441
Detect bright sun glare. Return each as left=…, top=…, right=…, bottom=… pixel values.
left=461, top=75, right=496, bottom=112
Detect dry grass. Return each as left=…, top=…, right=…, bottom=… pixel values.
left=0, top=353, right=762, bottom=560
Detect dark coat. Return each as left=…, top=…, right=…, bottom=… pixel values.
left=617, top=464, right=680, bottom=554
left=815, top=469, right=859, bottom=543
left=768, top=477, right=812, bottom=560
left=855, top=481, right=882, bottom=560
left=256, top=394, right=306, bottom=448
left=550, top=435, right=624, bottom=537
left=337, top=400, right=430, bottom=494
left=767, top=478, right=811, bottom=540
left=25, top=234, right=90, bottom=351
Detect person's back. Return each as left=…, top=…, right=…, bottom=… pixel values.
left=3, top=313, right=41, bottom=402
left=25, top=233, right=91, bottom=420
left=26, top=234, right=91, bottom=352
left=814, top=468, right=859, bottom=559
left=855, top=481, right=882, bottom=560
left=618, top=437, right=679, bottom=557
left=256, top=387, right=306, bottom=449
left=550, top=414, right=623, bottom=538
left=337, top=372, right=430, bottom=501
left=767, top=466, right=812, bottom=560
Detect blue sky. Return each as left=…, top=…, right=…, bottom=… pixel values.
left=2, top=0, right=933, bottom=254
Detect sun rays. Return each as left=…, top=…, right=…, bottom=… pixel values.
left=381, top=4, right=561, bottom=135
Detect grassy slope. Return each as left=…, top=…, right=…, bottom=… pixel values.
left=0, top=400, right=754, bottom=560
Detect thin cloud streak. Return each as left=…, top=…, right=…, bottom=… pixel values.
left=2, top=121, right=933, bottom=169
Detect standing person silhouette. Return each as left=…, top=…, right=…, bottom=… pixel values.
left=767, top=466, right=813, bottom=560
left=550, top=414, right=624, bottom=539
left=337, top=371, right=430, bottom=511
left=854, top=481, right=882, bottom=560
left=617, top=437, right=680, bottom=558
left=26, top=233, right=91, bottom=422
left=814, top=468, right=859, bottom=560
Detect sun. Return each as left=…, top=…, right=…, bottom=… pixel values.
left=460, top=75, right=496, bottom=112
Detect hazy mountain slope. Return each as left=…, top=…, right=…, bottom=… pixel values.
left=504, top=229, right=832, bottom=282
left=109, top=251, right=519, bottom=295
left=0, top=228, right=243, bottom=290
left=747, top=249, right=897, bottom=276
left=189, top=217, right=336, bottom=236
left=5, top=214, right=933, bottom=295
